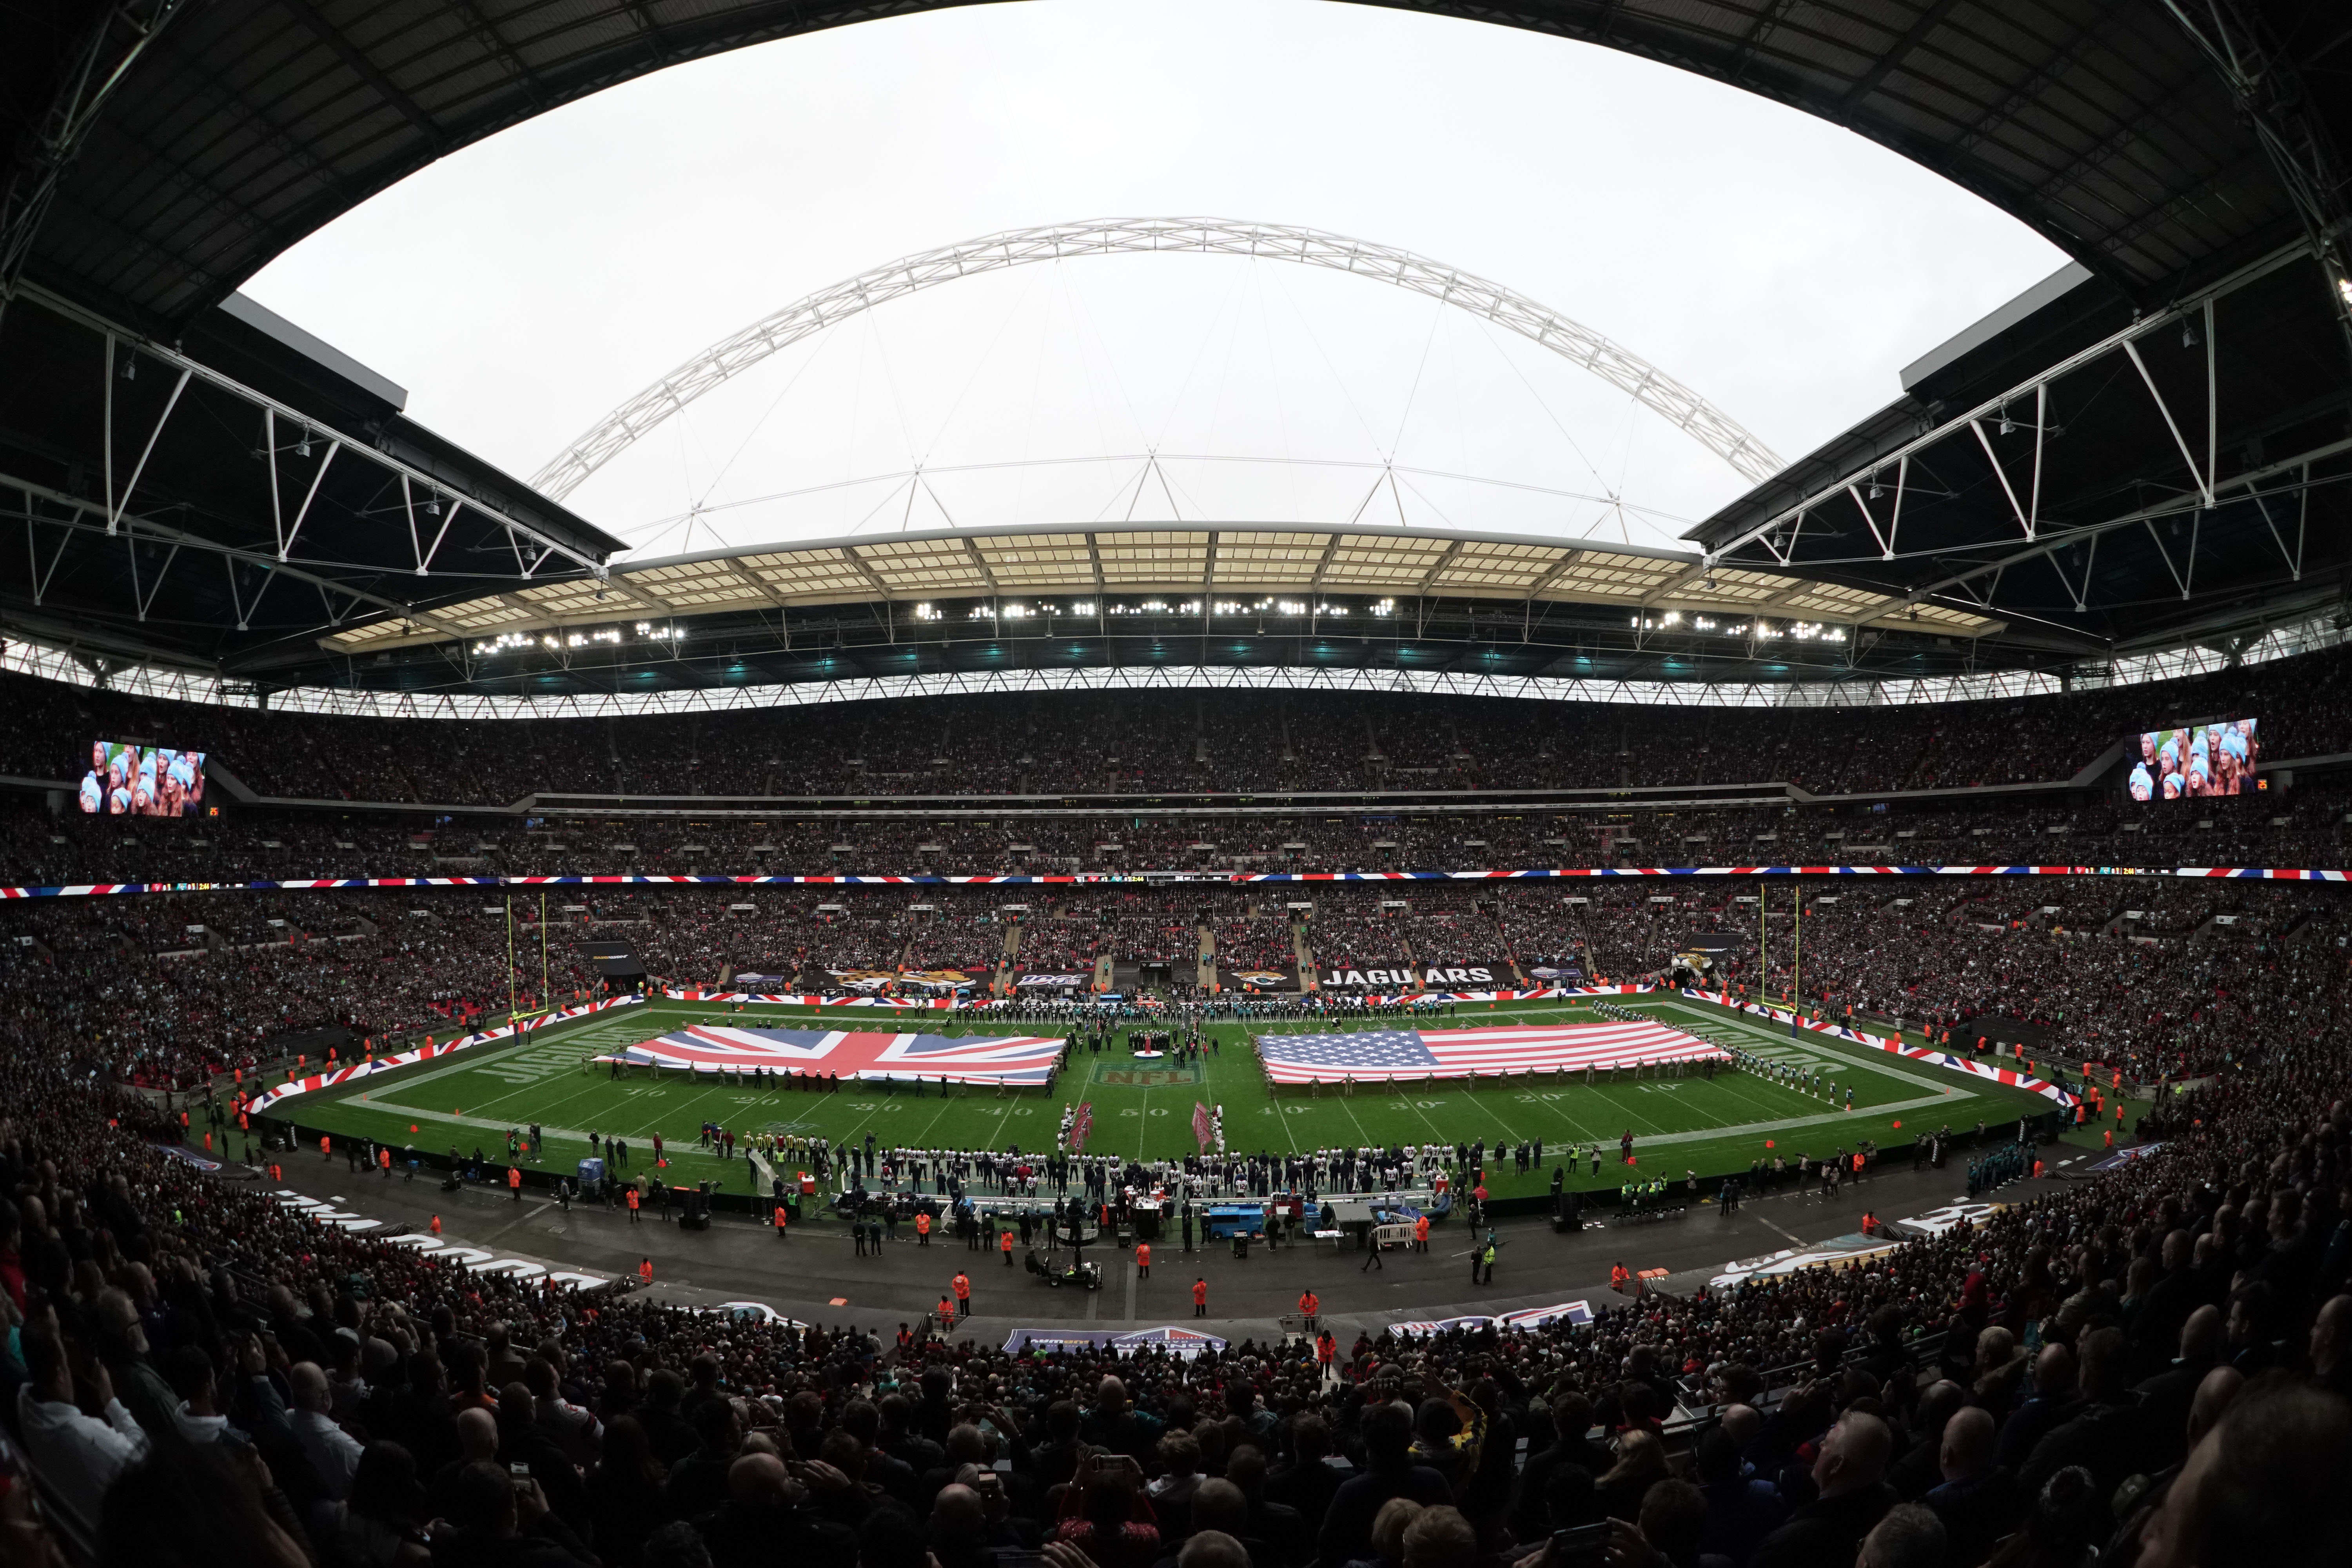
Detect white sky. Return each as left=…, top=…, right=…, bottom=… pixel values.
left=245, top=0, right=2067, bottom=561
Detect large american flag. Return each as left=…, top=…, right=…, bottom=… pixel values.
left=1255, top=1019, right=1722, bottom=1083
left=597, top=1024, right=1065, bottom=1085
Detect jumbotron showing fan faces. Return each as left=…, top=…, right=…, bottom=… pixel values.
left=76, top=738, right=207, bottom=817
left=2129, top=717, right=2258, bottom=801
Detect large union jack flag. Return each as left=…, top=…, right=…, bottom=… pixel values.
left=597, top=1024, right=1065, bottom=1085
left=1255, top=1019, right=1722, bottom=1083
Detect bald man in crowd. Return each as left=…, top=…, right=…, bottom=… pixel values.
left=1920, top=1407, right=2020, bottom=1568
left=1749, top=1411, right=1895, bottom=1568
left=1855, top=1503, right=1947, bottom=1568
left=2133, top=1305, right=2225, bottom=1472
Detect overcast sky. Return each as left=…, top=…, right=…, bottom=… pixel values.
left=245, top=0, right=2067, bottom=561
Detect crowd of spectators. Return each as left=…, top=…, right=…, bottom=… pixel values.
left=8, top=872, right=2343, bottom=1096
left=3, top=784, right=2347, bottom=892
left=0, top=867, right=2348, bottom=1568
left=1478, top=879, right=2346, bottom=1083
left=15, top=643, right=2352, bottom=806
left=1207, top=910, right=1301, bottom=979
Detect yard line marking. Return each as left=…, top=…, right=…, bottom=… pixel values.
left=1334, top=1091, right=1381, bottom=1151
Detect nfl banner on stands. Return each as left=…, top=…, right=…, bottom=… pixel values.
left=898, top=968, right=982, bottom=995
left=1003, top=1327, right=1227, bottom=1358
left=1316, top=960, right=1512, bottom=991
left=1523, top=962, right=1584, bottom=984
left=1017, top=972, right=1091, bottom=989
left=1390, top=1301, right=1593, bottom=1336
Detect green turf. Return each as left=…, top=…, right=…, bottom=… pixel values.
left=266, top=995, right=2053, bottom=1203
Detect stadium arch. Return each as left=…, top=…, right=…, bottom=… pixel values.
left=530, top=218, right=1785, bottom=503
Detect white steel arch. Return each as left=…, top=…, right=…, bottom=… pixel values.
left=532, top=218, right=1784, bottom=501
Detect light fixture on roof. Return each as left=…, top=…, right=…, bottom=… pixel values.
left=1868, top=476, right=1882, bottom=500
left=2181, top=319, right=2199, bottom=349
left=120, top=352, right=135, bottom=381
left=426, top=495, right=441, bottom=516
left=297, top=434, right=312, bottom=457
left=1997, top=410, right=2013, bottom=437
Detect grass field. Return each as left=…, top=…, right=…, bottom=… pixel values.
left=269, top=995, right=2055, bottom=1203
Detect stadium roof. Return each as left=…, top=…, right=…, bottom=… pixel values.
left=333, top=524, right=1998, bottom=648
left=9, top=0, right=2339, bottom=337
left=2, top=0, right=2347, bottom=704
left=298, top=520, right=2006, bottom=695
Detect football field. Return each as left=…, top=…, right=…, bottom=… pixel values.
left=269, top=994, right=2054, bottom=1202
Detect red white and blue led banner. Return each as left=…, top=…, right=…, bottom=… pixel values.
left=244, top=995, right=645, bottom=1115
left=1254, top=1016, right=1726, bottom=1084
left=592, top=1023, right=1066, bottom=1085
left=3, top=863, right=2348, bottom=899
left=1683, top=988, right=2079, bottom=1109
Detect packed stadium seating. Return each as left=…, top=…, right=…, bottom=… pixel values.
left=3, top=863, right=2347, bottom=1567
left=4, top=777, right=2345, bottom=891
left=5, top=674, right=2349, bottom=1568
left=13, top=643, right=2352, bottom=806
left=4, top=873, right=2334, bottom=1094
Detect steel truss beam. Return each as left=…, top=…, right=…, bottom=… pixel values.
left=1, top=468, right=470, bottom=645
left=1704, top=240, right=2314, bottom=568
left=1884, top=434, right=2352, bottom=616
left=19, top=281, right=607, bottom=579
left=2160, top=0, right=2352, bottom=360
left=531, top=218, right=1785, bottom=500
left=0, top=0, right=186, bottom=332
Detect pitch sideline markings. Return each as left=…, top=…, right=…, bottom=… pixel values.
left=1645, top=998, right=1978, bottom=1098
left=287, top=999, right=2032, bottom=1176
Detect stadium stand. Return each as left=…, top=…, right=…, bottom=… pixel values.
left=10, top=650, right=2352, bottom=805
left=0, top=868, right=2346, bottom=1564
left=8, top=3, right=2352, bottom=1563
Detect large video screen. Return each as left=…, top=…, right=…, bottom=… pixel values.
left=78, top=741, right=207, bottom=817
left=2129, top=719, right=2258, bottom=801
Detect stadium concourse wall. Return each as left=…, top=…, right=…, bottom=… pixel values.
left=2, top=863, right=2348, bottom=900
left=664, top=987, right=969, bottom=1009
